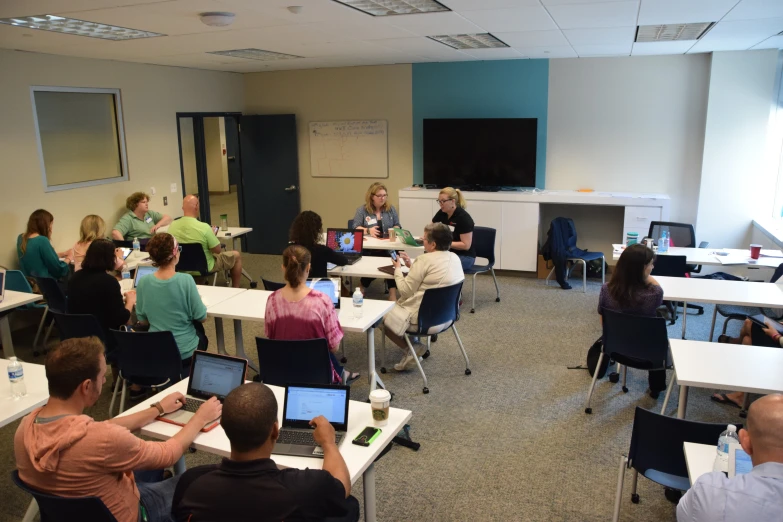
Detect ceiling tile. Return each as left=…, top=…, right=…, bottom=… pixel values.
left=573, top=42, right=632, bottom=55
left=638, top=0, right=739, bottom=25
left=563, top=26, right=635, bottom=45
left=373, top=36, right=456, bottom=53
left=547, top=1, right=640, bottom=29
left=631, top=40, right=697, bottom=55
left=688, top=17, right=783, bottom=52
left=514, top=44, right=578, bottom=57
left=441, top=0, right=541, bottom=9
left=460, top=6, right=557, bottom=32
left=723, top=0, right=783, bottom=22
left=542, top=0, right=631, bottom=4
left=304, top=19, right=416, bottom=41
left=215, top=0, right=369, bottom=24
left=0, top=0, right=164, bottom=17
left=460, top=47, right=525, bottom=59
left=751, top=34, right=783, bottom=49
left=383, top=12, right=482, bottom=36
left=494, top=29, right=569, bottom=47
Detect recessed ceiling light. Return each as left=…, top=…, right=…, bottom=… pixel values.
left=0, top=14, right=164, bottom=40
left=207, top=48, right=303, bottom=61
left=331, top=0, right=449, bottom=16
left=635, top=23, right=714, bottom=43
left=429, top=33, right=509, bottom=50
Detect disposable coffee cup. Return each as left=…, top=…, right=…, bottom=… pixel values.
left=369, top=389, right=391, bottom=426
left=750, top=244, right=762, bottom=260
left=389, top=229, right=396, bottom=242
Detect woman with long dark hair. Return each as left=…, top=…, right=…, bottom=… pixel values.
left=17, top=209, right=71, bottom=280
left=597, top=243, right=666, bottom=398
left=289, top=210, right=347, bottom=278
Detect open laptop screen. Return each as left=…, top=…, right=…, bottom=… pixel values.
left=283, top=384, right=349, bottom=430
left=188, top=352, right=247, bottom=401
left=305, top=278, right=340, bottom=308
left=325, top=229, right=363, bottom=255
left=134, top=265, right=159, bottom=287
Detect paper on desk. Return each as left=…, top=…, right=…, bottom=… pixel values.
left=716, top=255, right=749, bottom=265
left=326, top=262, right=336, bottom=270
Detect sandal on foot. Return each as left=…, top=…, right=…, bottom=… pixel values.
left=342, top=370, right=361, bottom=385
left=711, top=393, right=742, bottom=408
left=717, top=335, right=732, bottom=344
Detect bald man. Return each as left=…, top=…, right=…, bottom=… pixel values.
left=167, top=195, right=244, bottom=287
left=677, top=394, right=783, bottom=521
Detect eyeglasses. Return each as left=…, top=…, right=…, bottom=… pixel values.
left=374, top=193, right=388, bottom=198
left=177, top=245, right=182, bottom=253
left=436, top=198, right=453, bottom=205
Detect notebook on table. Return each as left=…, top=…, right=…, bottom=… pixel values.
left=120, top=264, right=158, bottom=294
left=305, top=278, right=341, bottom=309
left=157, top=351, right=247, bottom=432
left=272, top=383, right=350, bottom=459
left=325, top=228, right=363, bottom=264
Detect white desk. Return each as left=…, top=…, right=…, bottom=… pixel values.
left=197, top=286, right=247, bottom=309
left=612, top=245, right=783, bottom=268
left=0, top=291, right=43, bottom=358
left=205, top=289, right=395, bottom=394
left=328, top=256, right=410, bottom=281
left=656, top=276, right=783, bottom=339
left=120, top=379, right=412, bottom=522
left=217, top=227, right=252, bottom=252
left=362, top=236, right=424, bottom=253
left=0, top=360, right=48, bottom=428
left=684, top=442, right=716, bottom=486
left=670, top=339, right=783, bottom=419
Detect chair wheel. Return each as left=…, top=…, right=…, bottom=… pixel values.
left=609, top=372, right=619, bottom=383
left=340, top=357, right=347, bottom=364
left=249, top=282, right=258, bottom=289
left=631, top=494, right=640, bottom=504
left=380, top=367, right=386, bottom=374
left=739, top=410, right=748, bottom=418
left=495, top=298, right=500, bottom=302
left=423, top=350, right=430, bottom=359
left=431, top=334, right=438, bottom=343
left=465, top=368, right=471, bottom=375
left=423, top=387, right=429, bottom=394
left=585, top=407, right=592, bottom=414
left=622, top=386, right=629, bottom=393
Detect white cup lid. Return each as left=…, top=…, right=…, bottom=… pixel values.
left=369, top=389, right=391, bottom=402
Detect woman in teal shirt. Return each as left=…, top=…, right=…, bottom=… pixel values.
left=135, top=233, right=208, bottom=371
left=17, top=209, right=71, bottom=280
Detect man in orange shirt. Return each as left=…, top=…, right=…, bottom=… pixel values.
left=14, top=337, right=222, bottom=522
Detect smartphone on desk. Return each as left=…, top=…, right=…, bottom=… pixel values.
left=352, top=426, right=381, bottom=447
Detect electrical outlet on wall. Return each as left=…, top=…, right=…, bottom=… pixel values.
left=163, top=197, right=168, bottom=206
left=170, top=183, right=177, bottom=193
left=150, top=187, right=156, bottom=195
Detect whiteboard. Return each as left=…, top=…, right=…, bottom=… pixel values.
left=309, top=120, right=388, bottom=178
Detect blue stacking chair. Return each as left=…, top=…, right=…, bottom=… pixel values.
left=262, top=279, right=285, bottom=291
left=255, top=337, right=333, bottom=387
left=176, top=243, right=222, bottom=286
left=4, top=270, right=49, bottom=355
left=32, top=277, right=68, bottom=357
left=11, top=470, right=118, bottom=522
left=463, top=226, right=500, bottom=313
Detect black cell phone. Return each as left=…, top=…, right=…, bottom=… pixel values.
left=352, top=426, right=382, bottom=447
left=389, top=251, right=398, bottom=262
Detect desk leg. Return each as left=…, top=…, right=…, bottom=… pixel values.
left=233, top=319, right=259, bottom=373
left=366, top=327, right=385, bottom=393
left=681, top=301, right=687, bottom=339
left=363, top=462, right=377, bottom=522
left=215, top=318, right=227, bottom=356
left=709, top=307, right=717, bottom=342
left=677, top=385, right=688, bottom=419
left=0, top=315, right=15, bottom=358
left=22, top=500, right=38, bottom=522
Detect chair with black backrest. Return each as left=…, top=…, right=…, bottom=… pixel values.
left=49, top=311, right=105, bottom=345
left=112, top=238, right=149, bottom=251
left=4, top=270, right=50, bottom=355
left=176, top=243, right=223, bottom=286
left=544, top=217, right=605, bottom=293
left=32, top=277, right=68, bottom=357
left=585, top=309, right=674, bottom=414
left=649, top=221, right=707, bottom=315
left=381, top=282, right=470, bottom=394
left=348, top=219, right=354, bottom=229
left=11, top=470, right=118, bottom=522
left=611, top=407, right=739, bottom=522
left=255, top=337, right=333, bottom=387
left=650, top=254, right=688, bottom=325
left=108, top=329, right=185, bottom=417
left=262, top=279, right=285, bottom=291
left=463, top=226, right=500, bottom=313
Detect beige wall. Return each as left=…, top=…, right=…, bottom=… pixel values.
left=244, top=65, right=413, bottom=230
left=0, top=49, right=244, bottom=268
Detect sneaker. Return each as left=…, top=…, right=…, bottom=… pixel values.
left=394, top=351, right=424, bottom=371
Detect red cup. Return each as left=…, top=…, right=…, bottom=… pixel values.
left=750, top=244, right=762, bottom=260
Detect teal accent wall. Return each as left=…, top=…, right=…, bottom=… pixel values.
left=412, top=59, right=549, bottom=188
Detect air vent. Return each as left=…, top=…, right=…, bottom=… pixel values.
left=429, top=33, right=509, bottom=50
left=207, top=49, right=303, bottom=61
left=635, top=23, right=714, bottom=43
left=331, top=0, right=449, bottom=16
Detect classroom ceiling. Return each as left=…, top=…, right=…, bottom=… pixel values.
left=0, top=0, right=782, bottom=73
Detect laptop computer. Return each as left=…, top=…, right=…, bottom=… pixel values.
left=0, top=267, right=5, bottom=303
left=273, top=383, right=350, bottom=458
left=306, top=277, right=341, bottom=309
left=397, top=228, right=424, bottom=247
left=729, top=445, right=753, bottom=478
left=120, top=264, right=158, bottom=294
left=325, top=228, right=363, bottom=264
left=157, top=351, right=248, bottom=432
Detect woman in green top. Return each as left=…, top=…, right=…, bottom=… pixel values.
left=135, top=233, right=208, bottom=373
left=17, top=209, right=72, bottom=280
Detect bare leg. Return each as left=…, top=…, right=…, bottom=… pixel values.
left=383, top=325, right=408, bottom=351
left=713, top=334, right=750, bottom=406
left=230, top=251, right=242, bottom=288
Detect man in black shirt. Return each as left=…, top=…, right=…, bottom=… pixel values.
left=171, top=383, right=359, bottom=522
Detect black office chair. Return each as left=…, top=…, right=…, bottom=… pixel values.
left=108, top=329, right=185, bottom=417
left=463, top=226, right=500, bottom=313
left=585, top=309, right=672, bottom=414
left=611, top=407, right=739, bottom=521
left=650, top=255, right=690, bottom=324
left=254, top=337, right=333, bottom=387
left=381, top=282, right=470, bottom=394
left=32, top=276, right=68, bottom=357
left=262, top=279, right=285, bottom=291
left=11, top=470, right=118, bottom=522
left=176, top=243, right=223, bottom=286
left=49, top=311, right=106, bottom=345
left=544, top=217, right=605, bottom=293
left=649, top=221, right=708, bottom=313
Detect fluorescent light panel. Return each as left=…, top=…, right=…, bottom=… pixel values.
left=635, top=23, right=714, bottom=43
left=0, top=14, right=164, bottom=40
left=208, top=48, right=303, bottom=61
left=429, top=33, right=508, bottom=50
left=331, top=0, right=450, bottom=16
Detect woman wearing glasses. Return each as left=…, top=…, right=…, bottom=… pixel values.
left=352, top=182, right=402, bottom=300
left=433, top=187, right=476, bottom=271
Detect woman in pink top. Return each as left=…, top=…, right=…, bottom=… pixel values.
left=264, top=245, right=360, bottom=384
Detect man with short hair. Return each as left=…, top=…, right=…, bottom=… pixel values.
left=172, top=383, right=359, bottom=522
left=14, top=337, right=222, bottom=522
left=112, top=191, right=172, bottom=241
left=677, top=394, right=783, bottom=521
left=167, top=194, right=244, bottom=287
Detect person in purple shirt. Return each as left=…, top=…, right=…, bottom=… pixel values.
left=598, top=243, right=666, bottom=398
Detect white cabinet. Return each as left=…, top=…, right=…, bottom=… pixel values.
left=501, top=202, right=539, bottom=271
left=399, top=197, right=434, bottom=236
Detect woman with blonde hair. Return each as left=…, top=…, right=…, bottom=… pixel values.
left=70, top=215, right=106, bottom=271
left=432, top=187, right=476, bottom=271
left=17, top=209, right=71, bottom=280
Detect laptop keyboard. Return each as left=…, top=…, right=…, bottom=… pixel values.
left=278, top=429, right=343, bottom=446
left=183, top=398, right=204, bottom=413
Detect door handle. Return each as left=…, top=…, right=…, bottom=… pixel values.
left=284, top=185, right=297, bottom=192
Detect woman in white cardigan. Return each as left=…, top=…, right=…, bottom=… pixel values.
left=384, top=222, right=464, bottom=371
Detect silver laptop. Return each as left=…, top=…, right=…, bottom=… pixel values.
left=0, top=267, right=5, bottom=303
left=305, top=277, right=341, bottom=309
left=121, top=264, right=158, bottom=294
left=273, top=383, right=350, bottom=458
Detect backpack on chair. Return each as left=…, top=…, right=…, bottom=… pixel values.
left=586, top=338, right=611, bottom=378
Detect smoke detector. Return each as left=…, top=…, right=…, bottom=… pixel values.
left=199, top=12, right=235, bottom=27
left=287, top=6, right=304, bottom=15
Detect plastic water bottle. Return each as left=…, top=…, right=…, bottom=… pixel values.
left=352, top=287, right=364, bottom=319
left=7, top=357, right=27, bottom=399
left=659, top=230, right=669, bottom=253
left=713, top=424, right=740, bottom=472
left=132, top=238, right=140, bottom=253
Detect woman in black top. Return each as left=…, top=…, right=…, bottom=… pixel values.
left=289, top=211, right=347, bottom=278
left=432, top=187, right=476, bottom=271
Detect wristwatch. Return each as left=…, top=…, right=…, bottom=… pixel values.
left=151, top=402, right=164, bottom=415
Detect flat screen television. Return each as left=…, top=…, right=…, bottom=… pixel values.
left=423, top=118, right=537, bottom=190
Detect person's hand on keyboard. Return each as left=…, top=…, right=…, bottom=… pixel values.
left=159, top=392, right=186, bottom=414
left=310, top=416, right=336, bottom=448
left=194, top=396, right=223, bottom=424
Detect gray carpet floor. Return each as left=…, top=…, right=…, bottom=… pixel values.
left=0, top=254, right=749, bottom=521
